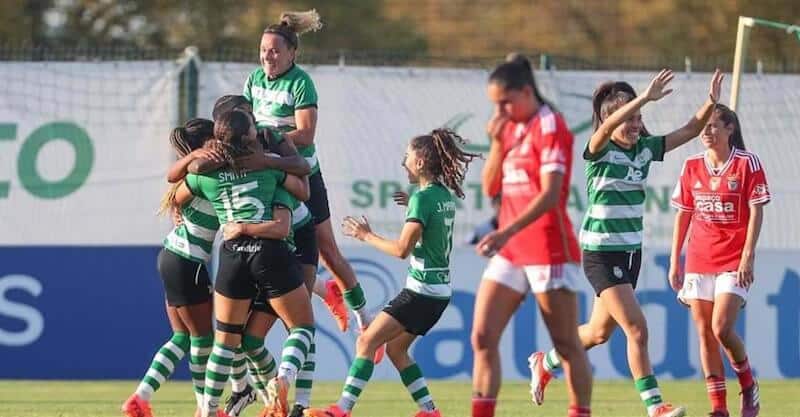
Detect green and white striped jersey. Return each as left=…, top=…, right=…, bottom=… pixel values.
left=404, top=183, right=456, bottom=299
left=580, top=135, right=665, bottom=251
left=185, top=168, right=293, bottom=225
left=243, top=65, right=320, bottom=173
left=163, top=197, right=220, bottom=263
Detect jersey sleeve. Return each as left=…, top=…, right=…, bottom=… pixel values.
left=644, top=135, right=666, bottom=161
left=583, top=141, right=610, bottom=161
left=670, top=161, right=694, bottom=211
left=243, top=71, right=254, bottom=102
left=745, top=154, right=771, bottom=205
left=405, top=191, right=430, bottom=226
left=293, top=74, right=318, bottom=110
left=538, top=116, right=572, bottom=175
left=185, top=173, right=203, bottom=198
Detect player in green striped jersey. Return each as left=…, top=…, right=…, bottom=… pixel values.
left=305, top=129, right=479, bottom=417
left=177, top=111, right=316, bottom=417
left=533, top=70, right=723, bottom=417
left=123, top=119, right=221, bottom=417
left=245, top=10, right=373, bottom=337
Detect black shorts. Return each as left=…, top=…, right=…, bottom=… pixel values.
left=157, top=248, right=212, bottom=306
left=583, top=249, right=643, bottom=296
left=307, top=171, right=331, bottom=225
left=251, top=287, right=278, bottom=317
left=293, top=220, right=319, bottom=267
left=383, top=289, right=449, bottom=336
left=216, top=237, right=305, bottom=300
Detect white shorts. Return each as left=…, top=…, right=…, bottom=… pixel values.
left=482, top=255, right=580, bottom=294
left=678, top=272, right=749, bottom=307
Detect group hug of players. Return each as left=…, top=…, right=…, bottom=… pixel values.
left=121, top=9, right=769, bottom=417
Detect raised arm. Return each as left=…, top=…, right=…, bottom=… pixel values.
left=588, top=69, right=674, bottom=156
left=343, top=216, right=423, bottom=259
left=167, top=148, right=223, bottom=183
left=664, top=69, right=723, bottom=153
left=482, top=112, right=508, bottom=197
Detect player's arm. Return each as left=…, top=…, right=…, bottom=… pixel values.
left=282, top=174, right=310, bottom=202
left=283, top=108, right=317, bottom=147
left=482, top=112, right=507, bottom=197
left=270, top=135, right=312, bottom=176
left=343, top=216, right=423, bottom=259
left=664, top=69, right=723, bottom=152
left=477, top=171, right=562, bottom=256
left=223, top=207, right=292, bottom=241
left=588, top=69, right=674, bottom=156
left=167, top=148, right=224, bottom=183
left=737, top=203, right=764, bottom=288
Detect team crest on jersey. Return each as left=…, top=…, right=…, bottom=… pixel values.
left=613, top=266, right=624, bottom=279
left=710, top=177, right=721, bottom=191
left=727, top=174, right=739, bottom=191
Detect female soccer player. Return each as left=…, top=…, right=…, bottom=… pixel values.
left=670, top=104, right=766, bottom=417
left=304, top=128, right=478, bottom=417
left=530, top=69, right=724, bottom=417
left=179, top=110, right=315, bottom=417
left=470, top=54, right=592, bottom=417
left=243, top=10, right=374, bottom=335
left=123, top=118, right=219, bottom=417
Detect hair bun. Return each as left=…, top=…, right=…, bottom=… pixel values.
left=505, top=52, right=531, bottom=71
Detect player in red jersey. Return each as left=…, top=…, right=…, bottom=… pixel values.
left=669, top=104, right=768, bottom=417
left=471, top=54, right=592, bottom=417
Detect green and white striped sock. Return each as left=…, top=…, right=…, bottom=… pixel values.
left=294, top=342, right=316, bottom=407
left=635, top=375, right=664, bottom=417
left=242, top=334, right=277, bottom=404
left=229, top=348, right=249, bottom=393
left=343, top=284, right=369, bottom=328
left=400, top=363, right=435, bottom=411
left=203, top=343, right=235, bottom=416
left=277, top=326, right=315, bottom=384
left=543, top=349, right=562, bottom=372
left=189, top=334, right=213, bottom=407
left=135, top=332, right=190, bottom=401
left=336, top=357, right=374, bottom=412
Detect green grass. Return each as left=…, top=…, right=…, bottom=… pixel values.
left=0, top=379, right=798, bottom=417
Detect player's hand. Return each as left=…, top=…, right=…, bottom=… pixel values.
left=223, top=222, right=245, bottom=240
left=476, top=229, right=511, bottom=257
left=486, top=111, right=510, bottom=142
left=668, top=262, right=684, bottom=292
left=708, top=68, right=724, bottom=104
left=392, top=191, right=409, bottom=206
left=342, top=216, right=372, bottom=241
left=643, top=69, right=675, bottom=102
left=192, top=147, right=224, bottom=163
left=737, top=254, right=755, bottom=288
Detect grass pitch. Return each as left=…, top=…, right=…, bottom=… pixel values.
left=1, top=379, right=798, bottom=417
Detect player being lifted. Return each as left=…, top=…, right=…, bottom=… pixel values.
left=670, top=103, right=767, bottom=417
left=530, top=69, right=723, bottom=417
left=304, top=129, right=478, bottom=417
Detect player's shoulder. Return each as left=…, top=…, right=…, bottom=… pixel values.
left=679, top=152, right=705, bottom=174
left=537, top=105, right=568, bottom=136
left=732, top=149, right=764, bottom=172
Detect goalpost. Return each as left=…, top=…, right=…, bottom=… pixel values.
left=730, top=16, right=800, bottom=111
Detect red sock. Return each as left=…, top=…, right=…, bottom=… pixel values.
left=568, top=405, right=591, bottom=417
left=706, top=375, right=728, bottom=413
left=472, top=397, right=496, bottom=417
left=731, top=357, right=754, bottom=390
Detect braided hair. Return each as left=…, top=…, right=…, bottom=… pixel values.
left=409, top=128, right=480, bottom=199
left=213, top=110, right=255, bottom=176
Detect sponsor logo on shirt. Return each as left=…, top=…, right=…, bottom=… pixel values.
left=613, top=266, right=624, bottom=279
left=693, top=192, right=740, bottom=223
left=624, top=167, right=644, bottom=182
left=693, top=180, right=703, bottom=189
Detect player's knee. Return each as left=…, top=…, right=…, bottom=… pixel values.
left=623, top=321, right=648, bottom=347
left=712, top=319, right=734, bottom=344
left=318, top=239, right=342, bottom=265
left=471, top=328, right=498, bottom=354
left=551, top=333, right=581, bottom=360
left=589, top=327, right=612, bottom=346
left=386, top=343, right=409, bottom=366
left=355, top=333, right=379, bottom=356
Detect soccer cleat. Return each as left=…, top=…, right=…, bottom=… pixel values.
left=121, top=394, right=153, bottom=417
left=412, top=410, right=442, bottom=417
left=224, top=384, right=258, bottom=417
left=288, top=404, right=308, bottom=417
left=652, top=403, right=687, bottom=417
left=527, top=352, right=553, bottom=405
left=324, top=280, right=349, bottom=332
left=216, top=410, right=232, bottom=417
left=740, top=382, right=760, bottom=417
left=302, top=404, right=350, bottom=417
left=265, top=376, right=290, bottom=417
